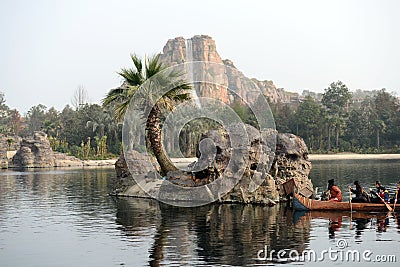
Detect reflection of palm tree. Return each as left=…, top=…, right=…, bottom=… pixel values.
left=148, top=218, right=167, bottom=267
left=103, top=54, right=192, bottom=174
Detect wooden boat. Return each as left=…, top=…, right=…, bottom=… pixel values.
left=293, top=193, right=399, bottom=212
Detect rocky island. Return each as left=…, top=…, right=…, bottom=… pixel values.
left=112, top=126, right=313, bottom=206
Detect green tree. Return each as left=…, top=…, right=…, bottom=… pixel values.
left=295, top=96, right=324, bottom=151
left=321, top=81, right=352, bottom=150
left=0, top=92, right=11, bottom=134
left=25, top=104, right=47, bottom=134
left=8, top=109, right=23, bottom=136
left=370, top=89, right=398, bottom=149
left=102, top=54, right=192, bottom=174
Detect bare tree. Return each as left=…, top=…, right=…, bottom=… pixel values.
left=0, top=92, right=5, bottom=105
left=71, top=85, right=89, bottom=110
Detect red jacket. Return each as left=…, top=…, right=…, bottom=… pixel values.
left=329, top=185, right=342, bottom=202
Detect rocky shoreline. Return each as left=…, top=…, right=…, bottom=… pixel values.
left=1, top=131, right=117, bottom=169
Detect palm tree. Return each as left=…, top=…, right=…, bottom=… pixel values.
left=371, top=119, right=386, bottom=150
left=102, top=54, right=192, bottom=175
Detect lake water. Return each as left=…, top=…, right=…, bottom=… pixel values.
left=1, top=160, right=400, bottom=266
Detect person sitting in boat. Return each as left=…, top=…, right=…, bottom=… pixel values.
left=348, top=180, right=369, bottom=203
left=328, top=179, right=342, bottom=202
left=390, top=181, right=400, bottom=204
left=370, top=181, right=390, bottom=203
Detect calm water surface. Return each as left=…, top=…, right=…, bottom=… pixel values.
left=1, top=160, right=400, bottom=266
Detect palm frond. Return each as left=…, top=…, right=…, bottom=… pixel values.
left=102, top=88, right=128, bottom=107
left=118, top=68, right=143, bottom=86
left=130, top=54, right=143, bottom=74
left=145, top=54, right=164, bottom=78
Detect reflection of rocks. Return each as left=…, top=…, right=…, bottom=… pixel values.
left=11, top=131, right=56, bottom=168
left=115, top=198, right=311, bottom=266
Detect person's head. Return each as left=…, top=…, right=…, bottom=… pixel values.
left=354, top=180, right=359, bottom=186
left=328, top=179, right=335, bottom=189
left=375, top=181, right=381, bottom=188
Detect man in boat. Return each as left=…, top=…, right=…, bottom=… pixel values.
left=348, top=180, right=369, bottom=203
left=390, top=181, right=400, bottom=204
left=370, top=181, right=389, bottom=203
left=328, top=179, right=342, bottom=202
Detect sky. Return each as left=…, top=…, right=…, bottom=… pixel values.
left=1, top=0, right=399, bottom=114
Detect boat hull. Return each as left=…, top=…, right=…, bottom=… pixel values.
left=293, top=193, right=399, bottom=211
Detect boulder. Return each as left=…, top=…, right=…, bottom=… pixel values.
left=111, top=150, right=160, bottom=195
left=11, top=131, right=55, bottom=168
left=53, top=152, right=84, bottom=167
left=187, top=124, right=278, bottom=205
left=0, top=134, right=21, bottom=168
left=170, top=125, right=312, bottom=204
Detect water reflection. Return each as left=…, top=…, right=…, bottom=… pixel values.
left=1, top=162, right=400, bottom=266
left=115, top=198, right=311, bottom=266
left=295, top=210, right=400, bottom=239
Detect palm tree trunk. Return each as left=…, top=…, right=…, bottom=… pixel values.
left=319, top=133, right=323, bottom=151
left=335, top=127, right=339, bottom=148
left=146, top=105, right=178, bottom=175
left=327, top=125, right=331, bottom=151
left=376, top=129, right=380, bottom=149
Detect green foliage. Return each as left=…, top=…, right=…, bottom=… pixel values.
left=102, top=53, right=191, bottom=122
left=48, top=136, right=69, bottom=153
left=230, top=101, right=257, bottom=128
left=102, top=53, right=192, bottom=174
left=0, top=93, right=23, bottom=136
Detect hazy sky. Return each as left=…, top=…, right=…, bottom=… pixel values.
left=1, top=0, right=399, bottom=113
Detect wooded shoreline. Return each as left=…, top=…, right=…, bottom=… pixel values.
left=309, top=153, right=400, bottom=160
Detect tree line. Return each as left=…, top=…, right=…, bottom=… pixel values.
left=269, top=81, right=400, bottom=153
left=0, top=91, right=121, bottom=159
left=1, top=67, right=399, bottom=164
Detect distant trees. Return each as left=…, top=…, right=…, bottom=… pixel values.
left=15, top=102, right=122, bottom=159
left=321, top=81, right=352, bottom=149
left=0, top=92, right=23, bottom=135
left=270, top=82, right=400, bottom=153
left=0, top=79, right=399, bottom=158
left=295, top=96, right=324, bottom=150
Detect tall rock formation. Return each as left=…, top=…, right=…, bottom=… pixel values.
left=159, top=35, right=296, bottom=105
left=12, top=131, right=56, bottom=168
